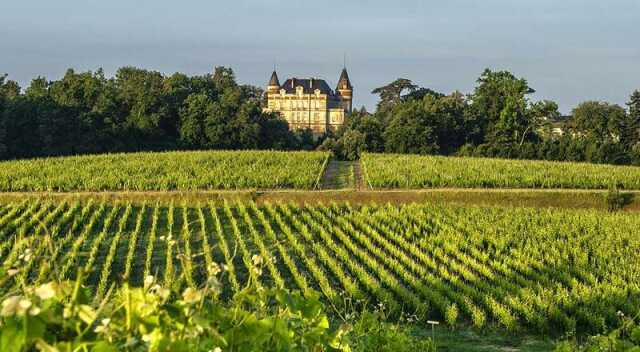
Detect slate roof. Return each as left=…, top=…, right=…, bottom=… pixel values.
left=280, top=78, right=334, bottom=95
left=268, top=71, right=280, bottom=86
left=336, top=68, right=352, bottom=90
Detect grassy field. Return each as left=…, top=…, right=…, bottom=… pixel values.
left=362, top=153, right=640, bottom=189
left=1, top=199, right=638, bottom=337
left=0, top=150, right=330, bottom=191
left=0, top=188, right=637, bottom=213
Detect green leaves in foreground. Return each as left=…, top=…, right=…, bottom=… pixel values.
left=0, top=263, right=350, bottom=352
left=556, top=312, right=640, bottom=351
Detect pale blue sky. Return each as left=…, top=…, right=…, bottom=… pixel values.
left=1, top=0, right=639, bottom=113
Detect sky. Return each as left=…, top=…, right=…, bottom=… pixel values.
left=1, top=0, right=639, bottom=113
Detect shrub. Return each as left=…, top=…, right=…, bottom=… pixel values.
left=556, top=312, right=640, bottom=351
left=604, top=186, right=630, bottom=212
left=445, top=304, right=459, bottom=329
left=349, top=311, right=436, bottom=352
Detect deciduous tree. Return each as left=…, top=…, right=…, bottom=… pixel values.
left=570, top=101, right=627, bottom=143
left=468, top=69, right=535, bottom=146
left=179, top=93, right=212, bottom=147
left=0, top=75, right=7, bottom=158
left=371, top=78, right=418, bottom=114
left=625, top=90, right=640, bottom=152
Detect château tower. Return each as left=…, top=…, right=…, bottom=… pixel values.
left=336, top=68, right=353, bottom=113
left=267, top=70, right=280, bottom=95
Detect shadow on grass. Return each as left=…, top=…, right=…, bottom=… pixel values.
left=418, top=326, right=555, bottom=352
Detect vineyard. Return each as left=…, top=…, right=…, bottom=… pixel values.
left=1, top=199, right=638, bottom=336
left=362, top=153, right=640, bottom=189
left=0, top=150, right=329, bottom=192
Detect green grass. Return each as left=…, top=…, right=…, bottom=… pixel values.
left=320, top=160, right=355, bottom=189
left=431, top=327, right=555, bottom=351
left=1, top=188, right=636, bottom=213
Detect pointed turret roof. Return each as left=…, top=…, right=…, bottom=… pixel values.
left=268, top=71, right=280, bottom=86
left=336, top=68, right=352, bottom=90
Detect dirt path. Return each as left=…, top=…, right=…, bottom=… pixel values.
left=2, top=189, right=638, bottom=211
left=353, top=161, right=366, bottom=190
left=320, top=160, right=354, bottom=189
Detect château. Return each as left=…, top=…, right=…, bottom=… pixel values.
left=263, top=68, right=353, bottom=133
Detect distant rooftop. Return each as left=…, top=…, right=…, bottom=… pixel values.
left=279, top=78, right=334, bottom=95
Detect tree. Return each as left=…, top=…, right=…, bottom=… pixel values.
left=342, top=109, right=385, bottom=153
left=179, top=93, right=212, bottom=147
left=294, top=129, right=316, bottom=151
left=402, top=87, right=444, bottom=102
left=258, top=113, right=297, bottom=150
left=17, top=76, right=77, bottom=157
left=381, top=91, right=466, bottom=155
left=0, top=66, right=305, bottom=159
left=339, top=129, right=366, bottom=160
left=468, top=69, right=535, bottom=145
left=529, top=100, right=561, bottom=141
left=163, top=73, right=202, bottom=140
left=115, top=67, right=169, bottom=148
left=0, top=75, right=20, bottom=99
left=0, top=75, right=7, bottom=158
left=212, top=66, right=237, bottom=92
left=0, top=116, right=5, bottom=159
left=204, top=100, right=234, bottom=149
left=624, top=90, right=640, bottom=151
left=383, top=99, right=438, bottom=154
left=229, top=102, right=261, bottom=149
left=371, top=78, right=418, bottom=114
left=46, top=69, right=122, bottom=154
left=423, top=92, right=467, bottom=154
left=570, top=101, right=627, bottom=143
left=566, top=101, right=629, bottom=164
left=490, top=95, right=528, bottom=146
left=200, top=68, right=270, bottom=150
left=1, top=78, right=45, bottom=158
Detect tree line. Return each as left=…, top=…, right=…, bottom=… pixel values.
left=0, top=67, right=314, bottom=160
left=324, top=69, right=640, bottom=165
left=1, top=67, right=639, bottom=165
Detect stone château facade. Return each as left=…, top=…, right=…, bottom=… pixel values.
left=263, top=69, right=353, bottom=133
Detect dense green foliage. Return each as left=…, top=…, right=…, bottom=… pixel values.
left=361, top=153, right=640, bottom=189
left=4, top=67, right=640, bottom=166
left=324, top=70, right=640, bottom=165
left=0, top=150, right=329, bottom=191
left=0, top=67, right=314, bottom=161
left=0, top=276, right=350, bottom=351
left=556, top=312, right=640, bottom=351
left=0, top=200, right=638, bottom=337
left=0, top=279, right=438, bottom=352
